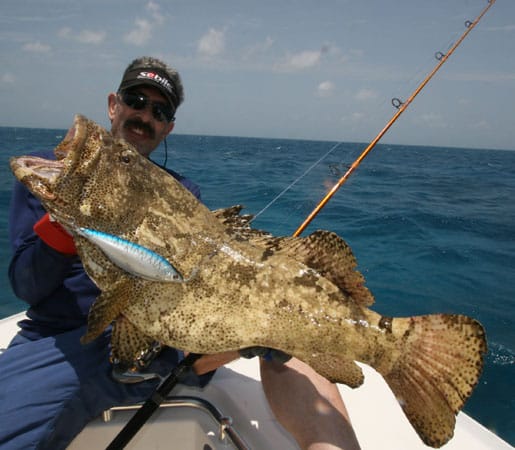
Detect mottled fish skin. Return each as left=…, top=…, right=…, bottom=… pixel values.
left=10, top=115, right=487, bottom=448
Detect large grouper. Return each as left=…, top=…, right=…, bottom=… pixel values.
left=10, top=115, right=487, bottom=447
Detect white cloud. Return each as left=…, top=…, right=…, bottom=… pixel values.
left=77, top=30, right=105, bottom=44
left=1, top=73, right=15, bottom=84
left=349, top=49, right=364, bottom=58
left=146, top=0, right=164, bottom=25
left=22, top=41, right=51, bottom=53
left=58, top=27, right=71, bottom=38
left=276, top=50, right=322, bottom=71
left=122, top=2, right=165, bottom=46
left=274, top=44, right=339, bottom=72
left=341, top=112, right=365, bottom=123
left=242, top=36, right=274, bottom=60
left=415, top=113, right=447, bottom=128
left=317, top=81, right=335, bottom=97
left=484, top=24, right=515, bottom=32
left=58, top=27, right=106, bottom=45
left=355, top=88, right=377, bottom=101
left=198, top=28, right=226, bottom=57
left=470, top=120, right=491, bottom=130
left=123, top=19, right=152, bottom=46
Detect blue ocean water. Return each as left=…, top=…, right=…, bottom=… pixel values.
left=0, top=126, right=514, bottom=445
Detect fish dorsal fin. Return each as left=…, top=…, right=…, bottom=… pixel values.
left=257, top=230, right=374, bottom=307
left=213, top=206, right=374, bottom=306
left=213, top=205, right=250, bottom=226
left=213, top=205, right=272, bottom=240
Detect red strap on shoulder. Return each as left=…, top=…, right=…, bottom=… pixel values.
left=33, top=213, right=77, bottom=255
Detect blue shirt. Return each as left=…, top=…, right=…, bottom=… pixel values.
left=8, top=150, right=201, bottom=340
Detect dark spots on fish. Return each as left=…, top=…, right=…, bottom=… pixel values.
left=259, top=237, right=283, bottom=262
left=145, top=215, right=162, bottom=234
left=379, top=315, right=393, bottom=333
left=175, top=312, right=197, bottom=328
left=261, top=248, right=274, bottom=261
left=294, top=271, right=323, bottom=292
left=227, top=262, right=259, bottom=287
left=328, top=291, right=344, bottom=304
left=277, top=299, right=290, bottom=309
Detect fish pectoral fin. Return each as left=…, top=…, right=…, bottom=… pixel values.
left=77, top=238, right=132, bottom=291
left=301, top=353, right=364, bottom=388
left=377, top=314, right=487, bottom=448
left=81, top=284, right=131, bottom=344
left=110, top=316, right=158, bottom=369
left=256, top=230, right=374, bottom=307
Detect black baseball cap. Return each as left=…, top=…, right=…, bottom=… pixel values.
left=118, top=67, right=180, bottom=110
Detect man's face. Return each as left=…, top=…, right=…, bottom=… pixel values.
left=108, top=85, right=175, bottom=158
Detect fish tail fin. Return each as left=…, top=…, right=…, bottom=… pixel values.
left=377, top=314, right=487, bottom=448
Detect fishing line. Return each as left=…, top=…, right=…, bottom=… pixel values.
left=292, top=0, right=496, bottom=237
left=252, top=141, right=343, bottom=222
left=163, top=137, right=168, bottom=168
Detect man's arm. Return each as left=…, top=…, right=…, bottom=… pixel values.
left=191, top=351, right=240, bottom=375
left=8, top=182, right=78, bottom=304
left=261, top=357, right=361, bottom=450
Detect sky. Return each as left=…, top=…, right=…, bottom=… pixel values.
left=0, top=0, right=514, bottom=150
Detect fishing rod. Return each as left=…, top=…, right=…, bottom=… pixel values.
left=293, top=0, right=495, bottom=237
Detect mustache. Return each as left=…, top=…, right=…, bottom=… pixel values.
left=123, top=118, right=155, bottom=139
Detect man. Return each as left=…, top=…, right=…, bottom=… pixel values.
left=1, top=56, right=360, bottom=450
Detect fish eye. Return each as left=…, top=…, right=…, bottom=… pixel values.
left=120, top=151, right=132, bottom=164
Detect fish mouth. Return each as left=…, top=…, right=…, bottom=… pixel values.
left=9, top=115, right=89, bottom=201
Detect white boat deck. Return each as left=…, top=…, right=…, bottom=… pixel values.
left=0, top=313, right=512, bottom=449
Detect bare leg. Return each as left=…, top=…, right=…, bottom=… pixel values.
left=260, top=357, right=361, bottom=450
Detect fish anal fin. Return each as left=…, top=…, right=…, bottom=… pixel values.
left=110, top=315, right=157, bottom=369
left=301, top=353, right=364, bottom=388
left=80, top=283, right=131, bottom=344
left=379, top=314, right=487, bottom=448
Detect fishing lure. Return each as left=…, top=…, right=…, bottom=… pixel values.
left=76, top=227, right=187, bottom=282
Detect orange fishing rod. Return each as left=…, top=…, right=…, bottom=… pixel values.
left=293, top=0, right=495, bottom=237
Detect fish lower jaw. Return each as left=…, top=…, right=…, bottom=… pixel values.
left=9, top=156, right=63, bottom=200
left=12, top=156, right=63, bottom=180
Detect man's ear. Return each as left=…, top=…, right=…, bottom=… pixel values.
left=107, top=93, right=117, bottom=121
left=166, top=121, right=175, bottom=135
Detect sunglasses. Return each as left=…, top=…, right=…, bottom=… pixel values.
left=119, top=91, right=175, bottom=123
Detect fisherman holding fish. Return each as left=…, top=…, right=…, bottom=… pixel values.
left=1, top=57, right=361, bottom=450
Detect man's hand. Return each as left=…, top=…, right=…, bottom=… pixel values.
left=191, top=351, right=240, bottom=375
left=191, top=347, right=292, bottom=375
left=33, top=213, right=77, bottom=255
left=239, top=347, right=292, bottom=364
